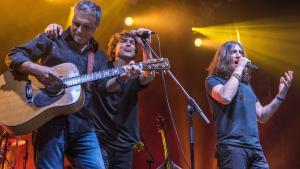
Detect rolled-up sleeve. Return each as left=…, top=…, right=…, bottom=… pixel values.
left=205, top=75, right=224, bottom=97
left=5, top=33, right=52, bottom=73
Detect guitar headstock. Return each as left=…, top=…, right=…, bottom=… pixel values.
left=141, top=58, right=170, bottom=71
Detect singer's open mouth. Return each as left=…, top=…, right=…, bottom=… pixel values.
left=124, top=48, right=132, bottom=52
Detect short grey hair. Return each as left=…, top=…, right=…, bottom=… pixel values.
left=74, top=0, right=102, bottom=25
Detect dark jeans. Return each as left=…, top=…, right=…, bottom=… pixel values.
left=100, top=145, right=133, bottom=169
left=216, top=145, right=269, bottom=169
left=33, top=125, right=105, bottom=169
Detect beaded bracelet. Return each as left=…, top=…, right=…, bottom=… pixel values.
left=232, top=73, right=241, bottom=81
left=276, top=95, right=285, bottom=101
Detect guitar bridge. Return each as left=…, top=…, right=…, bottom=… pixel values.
left=25, top=81, right=33, bottom=103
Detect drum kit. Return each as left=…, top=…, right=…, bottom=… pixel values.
left=0, top=128, right=26, bottom=169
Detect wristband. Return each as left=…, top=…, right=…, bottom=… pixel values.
left=232, top=73, right=241, bottom=81
left=276, top=95, right=285, bottom=101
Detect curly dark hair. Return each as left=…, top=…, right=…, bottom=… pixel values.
left=106, top=30, right=138, bottom=62
left=207, top=41, right=251, bottom=82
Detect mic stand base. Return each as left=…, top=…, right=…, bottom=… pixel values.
left=156, top=160, right=182, bottom=169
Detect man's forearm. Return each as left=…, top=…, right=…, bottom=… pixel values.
left=18, top=61, right=42, bottom=76
left=259, top=96, right=283, bottom=123
left=218, top=66, right=244, bottom=103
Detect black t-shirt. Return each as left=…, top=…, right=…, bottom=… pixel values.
left=93, top=62, right=146, bottom=151
left=205, top=75, right=262, bottom=150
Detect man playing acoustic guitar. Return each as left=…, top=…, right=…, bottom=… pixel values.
left=5, top=1, right=107, bottom=168
left=45, top=24, right=156, bottom=168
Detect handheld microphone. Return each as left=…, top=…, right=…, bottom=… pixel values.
left=129, top=30, right=155, bottom=39
left=247, top=62, right=259, bottom=71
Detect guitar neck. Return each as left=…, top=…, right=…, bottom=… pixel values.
left=63, top=63, right=143, bottom=88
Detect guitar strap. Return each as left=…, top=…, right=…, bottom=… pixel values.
left=86, top=51, right=95, bottom=89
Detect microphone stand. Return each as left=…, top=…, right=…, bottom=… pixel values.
left=144, top=142, right=154, bottom=169
left=140, top=37, right=210, bottom=169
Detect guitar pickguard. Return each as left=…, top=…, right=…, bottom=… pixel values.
left=33, top=90, right=64, bottom=108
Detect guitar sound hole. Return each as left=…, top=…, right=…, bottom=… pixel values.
left=33, top=91, right=64, bottom=108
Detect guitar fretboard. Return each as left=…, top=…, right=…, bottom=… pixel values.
left=61, top=57, right=170, bottom=88
left=63, top=63, right=143, bottom=88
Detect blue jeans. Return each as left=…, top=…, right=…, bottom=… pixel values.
left=100, top=145, right=133, bottom=169
left=216, top=145, right=269, bottom=169
left=33, top=125, right=105, bottom=169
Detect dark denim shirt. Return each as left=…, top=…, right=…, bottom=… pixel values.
left=6, top=28, right=108, bottom=133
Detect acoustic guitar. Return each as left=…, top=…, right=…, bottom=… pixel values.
left=0, top=58, right=170, bottom=136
